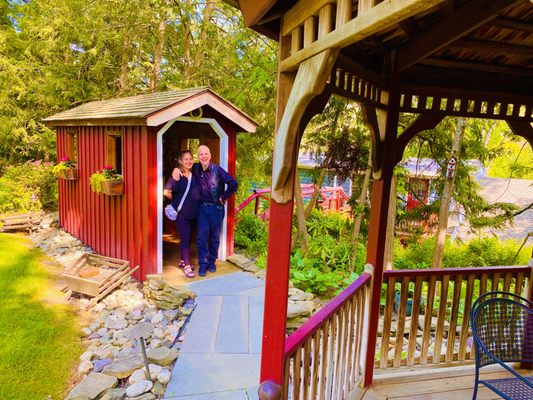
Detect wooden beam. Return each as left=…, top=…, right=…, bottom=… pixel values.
left=394, top=114, right=444, bottom=164
left=506, top=120, right=533, bottom=151
left=336, top=54, right=385, bottom=87
left=279, top=0, right=443, bottom=72
left=450, top=38, right=533, bottom=58
left=488, top=16, right=533, bottom=32
left=420, top=58, right=533, bottom=78
left=396, top=0, right=520, bottom=72
left=238, top=0, right=277, bottom=27
left=272, top=49, right=338, bottom=203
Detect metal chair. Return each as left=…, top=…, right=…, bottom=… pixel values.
left=470, top=291, right=533, bottom=399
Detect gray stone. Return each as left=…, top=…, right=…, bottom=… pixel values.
left=65, top=372, right=117, bottom=400
left=125, top=394, right=155, bottom=400
left=100, top=388, right=127, bottom=400
left=151, top=381, right=165, bottom=396
left=94, top=344, right=120, bottom=360
left=106, top=315, right=128, bottom=330
left=77, top=360, right=93, bottom=375
left=123, top=322, right=154, bottom=340
left=286, top=301, right=315, bottom=319
left=146, top=347, right=178, bottom=366
left=102, top=355, right=144, bottom=379
left=93, top=358, right=113, bottom=373
left=80, top=350, right=94, bottom=362
left=126, top=380, right=153, bottom=397
left=288, top=287, right=314, bottom=301
left=128, top=364, right=162, bottom=384
left=253, top=269, right=266, bottom=279
left=157, top=369, right=171, bottom=384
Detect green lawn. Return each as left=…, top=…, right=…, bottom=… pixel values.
left=0, top=233, right=83, bottom=400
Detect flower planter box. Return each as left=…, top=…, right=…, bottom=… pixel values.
left=57, top=168, right=78, bottom=180
left=101, top=179, right=124, bottom=196
left=62, top=253, right=138, bottom=299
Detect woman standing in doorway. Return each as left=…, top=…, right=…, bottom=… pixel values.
left=164, top=150, right=199, bottom=278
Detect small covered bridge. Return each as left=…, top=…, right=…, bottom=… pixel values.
left=44, top=87, right=257, bottom=280
left=226, top=0, right=533, bottom=399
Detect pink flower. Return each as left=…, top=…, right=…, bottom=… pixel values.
left=60, top=156, right=69, bottom=162
left=103, top=165, right=113, bottom=170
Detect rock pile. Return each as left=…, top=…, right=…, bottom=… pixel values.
left=143, top=275, right=197, bottom=310
left=27, top=213, right=197, bottom=399
left=66, top=283, right=191, bottom=399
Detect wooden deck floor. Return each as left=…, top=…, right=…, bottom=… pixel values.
left=361, top=364, right=531, bottom=400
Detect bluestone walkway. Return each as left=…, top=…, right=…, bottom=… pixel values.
left=165, top=272, right=265, bottom=399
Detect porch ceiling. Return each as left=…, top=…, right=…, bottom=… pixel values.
left=228, top=0, right=533, bottom=102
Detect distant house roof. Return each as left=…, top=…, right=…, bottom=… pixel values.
left=43, top=87, right=257, bottom=132
left=400, top=158, right=441, bottom=179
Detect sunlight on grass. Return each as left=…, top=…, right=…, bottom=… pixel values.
left=0, top=233, right=84, bottom=400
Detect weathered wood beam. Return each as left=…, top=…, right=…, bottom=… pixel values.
left=396, top=0, right=521, bottom=72
left=506, top=120, right=533, bottom=151
left=394, top=115, right=444, bottom=164
left=450, top=38, right=533, bottom=58
left=272, top=49, right=338, bottom=203
left=488, top=16, right=533, bottom=32
left=238, top=0, right=277, bottom=27
left=405, top=65, right=533, bottom=96
left=420, top=58, right=533, bottom=78
left=279, top=0, right=444, bottom=72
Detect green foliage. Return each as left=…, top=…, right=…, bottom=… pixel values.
left=89, top=166, right=122, bottom=193
left=51, top=156, right=75, bottom=175
left=0, top=233, right=84, bottom=399
left=0, top=161, right=57, bottom=212
left=234, top=214, right=268, bottom=256
left=394, top=236, right=530, bottom=269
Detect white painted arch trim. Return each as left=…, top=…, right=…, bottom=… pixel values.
left=156, top=117, right=229, bottom=274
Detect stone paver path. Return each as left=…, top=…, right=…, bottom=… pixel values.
left=165, top=272, right=265, bottom=399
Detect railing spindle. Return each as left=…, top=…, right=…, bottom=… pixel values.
left=433, top=275, right=449, bottom=364
left=446, top=275, right=463, bottom=362
left=458, top=274, right=475, bottom=361
left=394, top=276, right=410, bottom=367
left=380, top=276, right=395, bottom=367
left=407, top=276, right=423, bottom=366
left=420, top=275, right=436, bottom=364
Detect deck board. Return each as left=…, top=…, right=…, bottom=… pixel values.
left=363, top=366, right=532, bottom=400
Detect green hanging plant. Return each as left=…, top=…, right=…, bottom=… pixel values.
left=89, top=166, right=122, bottom=194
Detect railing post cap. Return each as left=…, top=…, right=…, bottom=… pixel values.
left=258, top=380, right=282, bottom=400
left=364, top=263, right=374, bottom=274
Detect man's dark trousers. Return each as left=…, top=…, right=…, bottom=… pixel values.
left=197, top=202, right=224, bottom=274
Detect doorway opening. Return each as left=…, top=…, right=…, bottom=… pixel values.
left=157, top=116, right=229, bottom=275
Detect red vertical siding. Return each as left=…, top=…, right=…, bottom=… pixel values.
left=56, top=124, right=158, bottom=281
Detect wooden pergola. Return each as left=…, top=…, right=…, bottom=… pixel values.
left=226, top=0, right=533, bottom=397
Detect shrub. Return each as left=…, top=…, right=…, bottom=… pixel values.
left=0, top=161, right=57, bottom=212
left=234, top=214, right=268, bottom=256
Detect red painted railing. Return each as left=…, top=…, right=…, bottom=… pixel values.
left=281, top=272, right=372, bottom=399
left=236, top=184, right=351, bottom=220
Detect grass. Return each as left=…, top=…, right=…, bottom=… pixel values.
left=0, top=233, right=84, bottom=400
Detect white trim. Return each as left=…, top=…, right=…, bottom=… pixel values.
left=156, top=117, right=229, bottom=274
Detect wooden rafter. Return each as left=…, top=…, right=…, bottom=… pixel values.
left=450, top=38, right=533, bottom=57
left=420, top=58, right=533, bottom=78
left=488, top=16, right=533, bottom=32
left=396, top=0, right=521, bottom=72
left=279, top=0, right=443, bottom=72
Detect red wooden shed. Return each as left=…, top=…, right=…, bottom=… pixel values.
left=44, top=87, right=257, bottom=281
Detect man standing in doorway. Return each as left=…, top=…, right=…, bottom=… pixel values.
left=174, top=145, right=237, bottom=276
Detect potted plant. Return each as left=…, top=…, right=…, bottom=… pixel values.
left=53, top=157, right=78, bottom=180
left=89, top=166, right=124, bottom=195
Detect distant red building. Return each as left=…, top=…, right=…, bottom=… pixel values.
left=44, top=88, right=257, bottom=280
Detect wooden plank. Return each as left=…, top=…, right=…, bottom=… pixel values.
left=394, top=276, right=410, bottom=367
left=433, top=275, right=449, bottom=364
left=280, top=0, right=443, bottom=72
left=407, top=276, right=423, bottom=366
left=380, top=277, right=396, bottom=368
left=318, top=4, right=334, bottom=38
left=282, top=0, right=335, bottom=37
left=458, top=274, right=475, bottom=361
left=336, top=0, right=353, bottom=28
left=310, top=332, right=320, bottom=398
left=446, top=276, right=462, bottom=362
left=302, top=338, right=311, bottom=400
left=318, top=320, right=330, bottom=400
left=420, top=276, right=436, bottom=364
left=293, top=347, right=302, bottom=399
left=304, top=16, right=317, bottom=47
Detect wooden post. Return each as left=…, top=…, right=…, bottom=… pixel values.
left=362, top=76, right=401, bottom=387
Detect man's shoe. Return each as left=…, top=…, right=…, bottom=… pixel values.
left=208, top=263, right=216, bottom=273
left=198, top=268, right=207, bottom=277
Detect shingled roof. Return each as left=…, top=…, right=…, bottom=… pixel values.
left=43, top=87, right=257, bottom=131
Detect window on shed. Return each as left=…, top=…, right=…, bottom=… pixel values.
left=106, top=131, right=123, bottom=175
left=66, top=130, right=78, bottom=163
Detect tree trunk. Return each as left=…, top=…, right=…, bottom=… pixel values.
left=305, top=168, right=326, bottom=218
left=181, top=0, right=192, bottom=82
left=118, top=35, right=131, bottom=94
left=150, top=8, right=167, bottom=92
left=292, top=173, right=308, bottom=252
left=432, top=117, right=467, bottom=268
left=193, top=0, right=214, bottom=69
left=350, top=164, right=372, bottom=270
left=384, top=174, right=397, bottom=270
